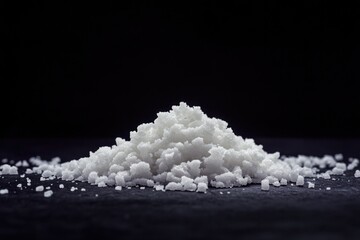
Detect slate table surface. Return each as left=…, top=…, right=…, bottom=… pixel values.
left=0, top=138, right=359, bottom=240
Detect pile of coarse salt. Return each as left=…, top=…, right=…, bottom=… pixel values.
left=0, top=102, right=359, bottom=194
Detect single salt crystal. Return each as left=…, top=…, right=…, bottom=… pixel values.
left=70, top=187, right=77, bottom=191
left=44, top=190, right=53, bottom=197
left=115, top=186, right=122, bottom=191
left=326, top=187, right=331, bottom=190
left=219, top=191, right=223, bottom=195
left=9, top=166, right=18, bottom=175
left=280, top=178, right=288, bottom=186
left=20, top=174, right=25, bottom=178
left=46, top=186, right=50, bottom=190
left=17, top=183, right=22, bottom=188
left=296, top=175, right=304, bottom=186
left=140, top=186, right=145, bottom=190
left=36, top=186, right=44, bottom=192
left=347, top=158, right=359, bottom=170
left=261, top=179, right=270, bottom=191
left=196, top=182, right=208, bottom=193
left=335, top=154, right=343, bottom=161
left=165, top=182, right=182, bottom=191
left=322, top=172, right=331, bottom=179
left=154, top=185, right=164, bottom=191
left=0, top=189, right=9, bottom=194
left=59, top=184, right=64, bottom=189
left=308, top=182, right=315, bottom=189
left=97, top=181, right=106, bottom=187
left=81, top=188, right=86, bottom=191
left=273, top=181, right=281, bottom=187
left=355, top=170, right=360, bottom=178
left=42, top=170, right=53, bottom=178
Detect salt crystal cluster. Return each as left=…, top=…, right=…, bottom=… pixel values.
left=0, top=102, right=360, bottom=194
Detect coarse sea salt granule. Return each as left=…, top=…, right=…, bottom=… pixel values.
left=115, top=186, right=122, bottom=191
left=326, top=187, right=331, bottom=190
left=296, top=175, right=304, bottom=186
left=44, top=190, right=53, bottom=198
left=261, top=179, right=270, bottom=191
left=59, top=184, right=64, bottom=188
left=35, top=186, right=44, bottom=192
left=355, top=170, right=360, bottom=178
left=0, top=189, right=9, bottom=194
left=308, top=182, right=315, bottom=189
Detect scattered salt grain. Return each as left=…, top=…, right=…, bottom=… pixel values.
left=81, top=188, right=86, bottom=191
left=280, top=178, right=288, bottom=186
left=0, top=189, right=9, bottom=194
left=308, top=182, right=315, bottom=189
left=273, top=181, right=281, bottom=187
left=59, top=184, right=64, bottom=189
left=326, top=187, right=331, bottom=190
left=115, top=186, right=122, bottom=191
left=296, top=175, right=304, bottom=186
left=17, top=183, right=22, bottom=188
left=261, top=179, right=270, bottom=191
left=196, top=182, right=208, bottom=193
left=355, top=170, right=360, bottom=178
left=44, top=190, right=53, bottom=197
left=36, top=186, right=44, bottom=192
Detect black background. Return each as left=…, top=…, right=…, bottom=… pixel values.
left=4, top=1, right=360, bottom=139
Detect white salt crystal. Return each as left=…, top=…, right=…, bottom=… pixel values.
left=347, top=159, right=359, bottom=170
left=9, top=166, right=18, bottom=175
left=322, top=172, right=331, bottom=179
left=17, top=183, right=22, bottom=188
left=280, top=178, right=288, bottom=186
left=326, top=187, right=331, bottom=190
left=36, top=186, right=44, bottom=192
left=44, top=190, right=53, bottom=197
left=81, top=188, right=86, bottom=191
left=115, top=186, right=122, bottom=191
left=335, top=154, right=343, bottom=160
left=296, top=175, right=304, bottom=186
left=273, top=181, right=281, bottom=187
left=261, top=179, right=270, bottom=191
left=165, top=182, right=182, bottom=191
left=308, top=182, right=315, bottom=189
left=154, top=185, right=164, bottom=191
left=196, top=182, right=208, bottom=193
left=355, top=170, right=360, bottom=178
left=0, top=189, right=9, bottom=194
left=97, top=181, right=106, bottom=187
left=59, top=184, right=64, bottom=189
left=42, top=170, right=53, bottom=178
left=46, top=186, right=50, bottom=190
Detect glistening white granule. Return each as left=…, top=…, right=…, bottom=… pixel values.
left=0, top=189, right=9, bottom=194
left=44, top=190, right=53, bottom=197
left=35, top=186, right=44, bottom=192
left=355, top=170, right=360, bottom=178
left=261, top=179, right=270, bottom=191
left=1, top=102, right=360, bottom=193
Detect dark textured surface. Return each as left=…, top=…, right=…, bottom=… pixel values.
left=1, top=138, right=360, bottom=240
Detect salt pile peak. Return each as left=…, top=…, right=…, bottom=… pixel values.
left=30, top=102, right=311, bottom=192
